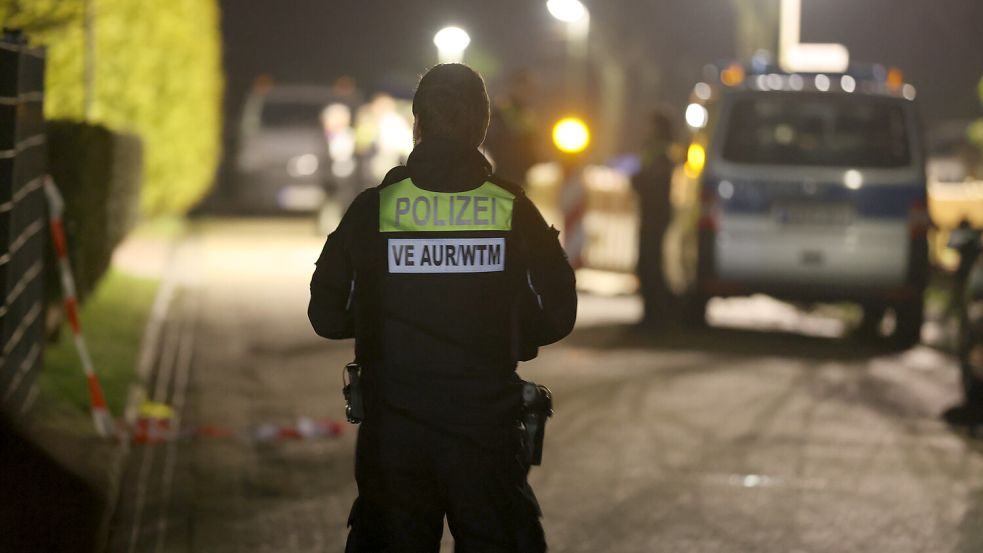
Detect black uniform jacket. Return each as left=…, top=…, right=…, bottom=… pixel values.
left=309, top=137, right=577, bottom=426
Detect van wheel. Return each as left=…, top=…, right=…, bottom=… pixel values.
left=681, top=293, right=709, bottom=327
left=859, top=304, right=886, bottom=340
left=959, top=307, right=983, bottom=406
left=961, top=345, right=983, bottom=406
left=893, top=300, right=924, bottom=349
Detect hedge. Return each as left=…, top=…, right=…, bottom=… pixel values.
left=1, top=0, right=223, bottom=217
left=46, top=120, right=141, bottom=302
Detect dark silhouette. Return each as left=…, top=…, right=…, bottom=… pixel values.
left=309, top=63, right=576, bottom=552
left=0, top=413, right=103, bottom=552
left=632, top=110, right=676, bottom=326
left=484, top=70, right=542, bottom=186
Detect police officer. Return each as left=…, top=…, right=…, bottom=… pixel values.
left=632, top=110, right=676, bottom=327
left=484, top=69, right=541, bottom=187
left=309, top=63, right=577, bottom=553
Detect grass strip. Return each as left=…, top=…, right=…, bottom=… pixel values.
left=40, top=269, right=160, bottom=415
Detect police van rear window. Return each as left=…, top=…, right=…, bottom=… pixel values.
left=722, top=93, right=911, bottom=168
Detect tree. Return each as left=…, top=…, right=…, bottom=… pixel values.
left=970, top=76, right=983, bottom=165
left=730, top=0, right=781, bottom=60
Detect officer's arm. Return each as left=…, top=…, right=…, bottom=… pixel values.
left=308, top=196, right=364, bottom=339
left=517, top=196, right=577, bottom=345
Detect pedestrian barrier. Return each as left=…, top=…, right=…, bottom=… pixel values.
left=0, top=34, right=47, bottom=416
left=528, top=162, right=639, bottom=275
left=580, top=165, right=638, bottom=273
left=44, top=177, right=118, bottom=437
left=559, top=169, right=587, bottom=268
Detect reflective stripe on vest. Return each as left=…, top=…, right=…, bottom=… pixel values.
left=379, top=178, right=515, bottom=233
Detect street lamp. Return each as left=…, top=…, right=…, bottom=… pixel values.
left=433, top=26, right=471, bottom=64
left=546, top=0, right=589, bottom=109
left=546, top=0, right=587, bottom=23
left=552, top=117, right=590, bottom=154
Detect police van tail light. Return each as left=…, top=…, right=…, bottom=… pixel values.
left=908, top=198, right=930, bottom=237
left=699, top=188, right=719, bottom=231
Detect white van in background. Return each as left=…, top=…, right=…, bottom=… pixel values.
left=234, top=84, right=338, bottom=212
left=665, top=62, right=929, bottom=346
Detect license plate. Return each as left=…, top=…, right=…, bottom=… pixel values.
left=277, top=184, right=325, bottom=210
left=773, top=203, right=853, bottom=227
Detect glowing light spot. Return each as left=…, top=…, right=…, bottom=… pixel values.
left=844, top=169, right=863, bottom=190
left=788, top=74, right=804, bottom=91
left=685, top=143, right=706, bottom=178
left=287, top=154, right=319, bottom=177
left=433, top=26, right=470, bottom=63
left=902, top=84, right=917, bottom=101
left=552, top=117, right=590, bottom=154
left=840, top=75, right=856, bottom=93
left=694, top=82, right=712, bottom=101
left=815, top=74, right=830, bottom=92
left=718, top=180, right=734, bottom=200
left=685, top=103, right=708, bottom=129
left=720, top=64, right=745, bottom=87
left=766, top=73, right=784, bottom=90
left=546, top=0, right=588, bottom=23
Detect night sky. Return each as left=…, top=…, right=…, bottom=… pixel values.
left=219, top=0, right=983, bottom=155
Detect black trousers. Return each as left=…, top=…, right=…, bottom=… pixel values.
left=637, top=220, right=669, bottom=323
left=346, top=406, right=546, bottom=553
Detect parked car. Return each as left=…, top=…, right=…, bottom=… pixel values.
left=234, top=83, right=337, bottom=212
left=664, top=62, right=929, bottom=346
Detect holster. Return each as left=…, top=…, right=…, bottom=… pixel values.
left=519, top=381, right=553, bottom=466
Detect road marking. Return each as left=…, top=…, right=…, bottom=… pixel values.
left=155, top=293, right=198, bottom=553
left=126, top=303, right=185, bottom=553
left=99, top=238, right=184, bottom=552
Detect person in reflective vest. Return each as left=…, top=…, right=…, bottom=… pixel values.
left=308, top=63, right=577, bottom=553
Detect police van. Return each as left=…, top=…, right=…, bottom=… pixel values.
left=663, top=62, right=929, bottom=345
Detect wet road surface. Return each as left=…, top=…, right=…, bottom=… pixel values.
left=108, top=219, right=983, bottom=553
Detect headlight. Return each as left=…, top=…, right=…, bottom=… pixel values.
left=287, top=154, right=319, bottom=177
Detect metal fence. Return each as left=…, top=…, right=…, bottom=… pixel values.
left=0, top=33, right=47, bottom=416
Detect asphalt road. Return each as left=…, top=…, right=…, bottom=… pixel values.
left=108, top=218, right=983, bottom=553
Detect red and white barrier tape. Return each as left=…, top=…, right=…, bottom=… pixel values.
left=43, top=176, right=117, bottom=438
left=127, top=415, right=345, bottom=445
left=253, top=417, right=345, bottom=442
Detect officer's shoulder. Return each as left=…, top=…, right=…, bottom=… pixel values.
left=349, top=166, right=408, bottom=211
left=377, top=166, right=411, bottom=190
left=487, top=175, right=528, bottom=200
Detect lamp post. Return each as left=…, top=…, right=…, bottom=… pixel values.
left=433, top=26, right=471, bottom=64
left=83, top=0, right=95, bottom=119
left=546, top=0, right=589, bottom=107
left=546, top=0, right=587, bottom=23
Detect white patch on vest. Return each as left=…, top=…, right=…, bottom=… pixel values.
left=388, top=238, right=505, bottom=273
